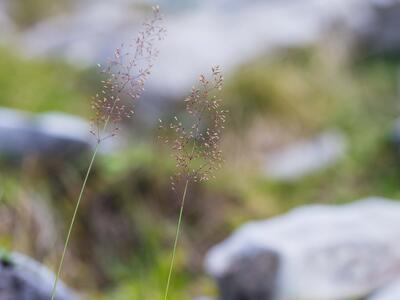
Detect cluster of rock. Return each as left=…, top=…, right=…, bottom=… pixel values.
left=353, top=0, right=400, bottom=56
left=263, top=130, right=347, bottom=181
left=262, top=114, right=400, bottom=182
left=0, top=108, right=93, bottom=162
left=0, top=252, right=77, bottom=300
left=204, top=197, right=400, bottom=300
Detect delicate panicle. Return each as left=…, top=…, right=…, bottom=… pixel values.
left=91, top=6, right=166, bottom=143
left=52, top=8, right=165, bottom=300
left=159, top=66, right=227, bottom=188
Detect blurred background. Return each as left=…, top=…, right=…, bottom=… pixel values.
left=2, top=0, right=400, bottom=299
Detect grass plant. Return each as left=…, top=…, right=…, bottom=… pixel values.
left=50, top=7, right=165, bottom=299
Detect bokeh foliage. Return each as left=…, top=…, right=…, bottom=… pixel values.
left=1, top=44, right=400, bottom=299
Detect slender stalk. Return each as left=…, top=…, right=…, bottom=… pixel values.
left=163, top=179, right=189, bottom=300
left=50, top=143, right=100, bottom=300
left=51, top=114, right=112, bottom=300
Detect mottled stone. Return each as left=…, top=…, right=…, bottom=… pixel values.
left=217, top=250, right=280, bottom=300
left=263, top=130, right=347, bottom=181
left=205, top=197, right=400, bottom=300
left=368, top=278, right=400, bottom=300
left=0, top=108, right=93, bottom=162
left=0, top=252, right=78, bottom=300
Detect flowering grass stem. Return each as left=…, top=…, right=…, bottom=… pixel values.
left=50, top=7, right=164, bottom=299
left=51, top=115, right=112, bottom=300
left=50, top=143, right=99, bottom=300
left=163, top=178, right=189, bottom=300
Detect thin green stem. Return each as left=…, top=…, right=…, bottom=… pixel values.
left=51, top=113, right=113, bottom=300
left=163, top=179, right=189, bottom=300
left=50, top=143, right=99, bottom=300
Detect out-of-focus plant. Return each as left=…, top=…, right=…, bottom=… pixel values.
left=50, top=7, right=165, bottom=300
left=9, top=0, right=72, bottom=29
left=158, top=66, right=227, bottom=300
left=0, top=248, right=11, bottom=264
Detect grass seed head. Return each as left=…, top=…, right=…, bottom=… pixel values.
left=159, top=66, right=227, bottom=188
left=91, top=6, right=166, bottom=143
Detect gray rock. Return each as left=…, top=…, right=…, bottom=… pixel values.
left=263, top=130, right=347, bottom=181
left=369, top=279, right=400, bottom=300
left=205, top=197, right=400, bottom=300
left=0, top=108, right=93, bottom=161
left=217, top=250, right=280, bottom=300
left=0, top=252, right=78, bottom=300
left=353, top=0, right=400, bottom=55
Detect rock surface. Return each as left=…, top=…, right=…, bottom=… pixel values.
left=0, top=108, right=93, bottom=161
left=369, top=279, right=400, bottom=300
left=263, top=130, right=347, bottom=181
left=217, top=250, right=280, bottom=300
left=205, top=197, right=400, bottom=300
left=0, top=252, right=77, bottom=300
left=353, top=0, right=400, bottom=56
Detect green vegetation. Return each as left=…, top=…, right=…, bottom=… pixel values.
left=0, top=45, right=400, bottom=299
left=8, top=0, right=74, bottom=29
left=0, top=248, right=12, bottom=265
left=224, top=48, right=400, bottom=213
left=0, top=47, right=93, bottom=115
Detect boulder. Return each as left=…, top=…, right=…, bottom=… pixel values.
left=217, top=250, right=280, bottom=300
left=0, top=252, right=78, bottom=300
left=205, top=197, right=400, bottom=300
left=352, top=0, right=400, bottom=56
left=263, top=130, right=347, bottom=181
left=0, top=108, right=93, bottom=162
left=369, top=279, right=400, bottom=300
